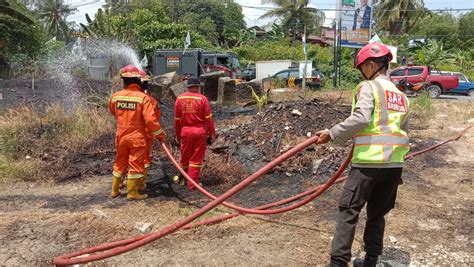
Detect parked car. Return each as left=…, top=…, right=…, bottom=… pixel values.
left=270, top=68, right=324, bottom=89
left=389, top=66, right=459, bottom=98
left=440, top=72, right=474, bottom=96
left=241, top=68, right=256, bottom=81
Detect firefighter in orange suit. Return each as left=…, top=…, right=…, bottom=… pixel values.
left=139, top=69, right=161, bottom=192
left=109, top=65, right=165, bottom=200
left=173, top=77, right=215, bottom=190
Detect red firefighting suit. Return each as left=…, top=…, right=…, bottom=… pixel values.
left=109, top=83, right=164, bottom=180
left=174, top=92, right=215, bottom=190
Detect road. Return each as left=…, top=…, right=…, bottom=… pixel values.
left=439, top=94, right=474, bottom=102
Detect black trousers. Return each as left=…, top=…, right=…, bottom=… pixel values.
left=330, top=167, right=402, bottom=263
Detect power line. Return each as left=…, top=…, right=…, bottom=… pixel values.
left=240, top=5, right=474, bottom=12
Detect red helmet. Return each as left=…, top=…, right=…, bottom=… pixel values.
left=119, top=64, right=141, bottom=78
left=355, top=43, right=393, bottom=69
left=139, top=69, right=150, bottom=82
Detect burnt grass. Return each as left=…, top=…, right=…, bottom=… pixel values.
left=1, top=78, right=452, bottom=208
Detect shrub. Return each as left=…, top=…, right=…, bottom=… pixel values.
left=410, top=91, right=436, bottom=124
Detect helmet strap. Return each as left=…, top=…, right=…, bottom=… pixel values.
left=361, top=62, right=386, bottom=80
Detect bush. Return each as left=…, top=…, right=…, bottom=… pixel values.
left=410, top=91, right=436, bottom=124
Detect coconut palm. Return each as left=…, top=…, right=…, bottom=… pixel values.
left=374, top=0, right=426, bottom=35
left=259, top=0, right=325, bottom=40
left=36, top=0, right=76, bottom=41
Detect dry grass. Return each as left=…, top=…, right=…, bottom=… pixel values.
left=201, top=153, right=249, bottom=186
left=0, top=105, right=114, bottom=182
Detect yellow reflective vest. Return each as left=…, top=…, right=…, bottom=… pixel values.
left=351, top=79, right=410, bottom=164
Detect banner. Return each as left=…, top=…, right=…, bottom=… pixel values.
left=336, top=0, right=374, bottom=48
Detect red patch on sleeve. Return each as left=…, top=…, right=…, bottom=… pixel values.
left=385, top=91, right=407, bottom=113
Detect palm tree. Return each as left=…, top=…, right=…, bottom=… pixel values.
left=259, top=0, right=325, bottom=40
left=37, top=0, right=76, bottom=41
left=374, top=0, right=426, bottom=35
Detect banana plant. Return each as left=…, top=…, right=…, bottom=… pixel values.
left=250, top=86, right=270, bottom=112
left=80, top=8, right=118, bottom=39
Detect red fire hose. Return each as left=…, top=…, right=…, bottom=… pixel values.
left=52, top=126, right=471, bottom=265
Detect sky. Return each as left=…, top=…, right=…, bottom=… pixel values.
left=66, top=0, right=474, bottom=26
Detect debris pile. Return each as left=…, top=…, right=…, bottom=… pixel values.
left=209, top=99, right=352, bottom=179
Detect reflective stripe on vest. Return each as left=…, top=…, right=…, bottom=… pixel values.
left=351, top=80, right=409, bottom=164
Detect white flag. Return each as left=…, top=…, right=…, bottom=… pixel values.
left=139, top=55, right=148, bottom=68
left=185, top=31, right=191, bottom=49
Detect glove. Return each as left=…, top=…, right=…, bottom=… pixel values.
left=207, top=135, right=216, bottom=145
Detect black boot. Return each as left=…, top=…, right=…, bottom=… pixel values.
left=353, top=255, right=378, bottom=267
left=329, top=259, right=348, bottom=267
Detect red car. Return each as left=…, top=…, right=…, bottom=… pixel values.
left=389, top=66, right=459, bottom=98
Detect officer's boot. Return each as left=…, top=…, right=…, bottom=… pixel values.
left=353, top=255, right=378, bottom=267
left=126, top=178, right=148, bottom=200
left=138, top=167, right=148, bottom=191
left=111, top=176, right=122, bottom=198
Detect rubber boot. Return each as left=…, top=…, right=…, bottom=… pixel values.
left=172, top=173, right=185, bottom=185
left=138, top=168, right=148, bottom=191
left=126, top=179, right=148, bottom=200
left=111, top=176, right=122, bottom=198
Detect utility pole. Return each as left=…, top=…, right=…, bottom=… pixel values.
left=302, top=25, right=307, bottom=93
left=126, top=0, right=135, bottom=48
left=332, top=20, right=337, bottom=88
left=338, top=18, right=342, bottom=87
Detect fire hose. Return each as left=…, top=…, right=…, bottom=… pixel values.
left=52, top=126, right=471, bottom=265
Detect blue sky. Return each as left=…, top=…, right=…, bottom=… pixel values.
left=66, top=0, right=474, bottom=26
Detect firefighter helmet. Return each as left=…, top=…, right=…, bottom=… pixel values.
left=119, top=64, right=141, bottom=78
left=355, top=43, right=393, bottom=69
left=139, top=69, right=150, bottom=82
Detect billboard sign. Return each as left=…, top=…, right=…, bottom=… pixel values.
left=336, top=0, right=374, bottom=48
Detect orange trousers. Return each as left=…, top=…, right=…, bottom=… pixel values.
left=143, top=135, right=153, bottom=168
left=180, top=131, right=207, bottom=190
left=113, top=136, right=147, bottom=179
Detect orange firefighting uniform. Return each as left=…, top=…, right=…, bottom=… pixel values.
left=109, top=83, right=164, bottom=180
left=174, top=92, right=215, bottom=190
left=144, top=95, right=161, bottom=168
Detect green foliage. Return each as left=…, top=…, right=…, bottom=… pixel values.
left=458, top=11, right=474, bottom=49
left=417, top=40, right=444, bottom=67
left=0, top=0, right=46, bottom=77
left=411, top=91, right=436, bottom=124
left=164, top=0, right=246, bottom=46
left=36, top=0, right=77, bottom=42
left=260, top=0, right=324, bottom=39
left=374, top=0, right=425, bottom=35
left=223, top=1, right=247, bottom=48
left=135, top=22, right=212, bottom=57
left=409, top=12, right=459, bottom=49
left=251, top=86, right=269, bottom=111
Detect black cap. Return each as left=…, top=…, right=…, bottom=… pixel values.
left=186, top=76, right=204, bottom=87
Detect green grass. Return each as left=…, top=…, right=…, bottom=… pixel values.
left=410, top=91, right=436, bottom=124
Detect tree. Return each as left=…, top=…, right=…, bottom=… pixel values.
left=0, top=0, right=45, bottom=77
left=223, top=1, right=246, bottom=48
left=259, top=0, right=325, bottom=40
left=458, top=11, right=474, bottom=49
left=409, top=11, right=459, bottom=49
left=417, top=40, right=445, bottom=67
left=374, top=0, right=426, bottom=35
left=36, top=0, right=76, bottom=42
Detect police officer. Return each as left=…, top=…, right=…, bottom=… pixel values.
left=109, top=65, right=165, bottom=200
left=314, top=43, right=410, bottom=267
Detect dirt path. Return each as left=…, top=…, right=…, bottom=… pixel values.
left=0, top=101, right=473, bottom=266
